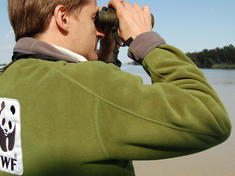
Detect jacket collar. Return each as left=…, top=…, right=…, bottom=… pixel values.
left=13, top=37, right=87, bottom=63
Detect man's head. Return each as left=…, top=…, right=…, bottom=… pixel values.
left=8, top=0, right=104, bottom=60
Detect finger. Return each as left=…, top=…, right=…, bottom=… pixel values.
left=142, top=6, right=151, bottom=20
left=98, top=6, right=104, bottom=11
left=133, top=3, right=142, bottom=11
left=108, top=0, right=124, bottom=11
left=122, top=1, right=131, bottom=8
left=142, top=5, right=151, bottom=13
left=142, top=6, right=152, bottom=28
left=142, top=6, right=151, bottom=21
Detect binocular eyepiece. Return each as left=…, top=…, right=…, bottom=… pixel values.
left=95, top=7, right=154, bottom=28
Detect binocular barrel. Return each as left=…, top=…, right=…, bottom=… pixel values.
left=95, top=7, right=154, bottom=28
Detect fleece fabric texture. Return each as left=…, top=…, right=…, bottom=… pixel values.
left=0, top=44, right=231, bottom=176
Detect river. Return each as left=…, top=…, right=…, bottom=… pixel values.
left=121, top=65, right=235, bottom=176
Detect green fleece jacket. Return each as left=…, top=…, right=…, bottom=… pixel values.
left=0, top=33, right=231, bottom=176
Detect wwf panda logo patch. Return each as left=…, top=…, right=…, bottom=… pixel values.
left=0, top=101, right=16, bottom=152
left=0, top=98, right=23, bottom=175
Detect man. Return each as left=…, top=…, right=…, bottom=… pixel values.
left=0, top=0, right=231, bottom=175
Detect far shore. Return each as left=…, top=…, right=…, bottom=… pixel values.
left=211, top=64, right=235, bottom=69
left=126, top=62, right=235, bottom=70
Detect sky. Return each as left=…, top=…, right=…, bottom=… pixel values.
left=1, top=0, right=235, bottom=64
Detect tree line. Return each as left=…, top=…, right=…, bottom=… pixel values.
left=186, top=44, right=235, bottom=68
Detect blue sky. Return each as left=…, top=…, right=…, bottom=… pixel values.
left=1, top=0, right=235, bottom=64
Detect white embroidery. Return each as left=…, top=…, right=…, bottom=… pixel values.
left=0, top=98, right=23, bottom=175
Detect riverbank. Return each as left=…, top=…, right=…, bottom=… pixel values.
left=126, top=62, right=235, bottom=69
left=212, top=64, right=235, bottom=69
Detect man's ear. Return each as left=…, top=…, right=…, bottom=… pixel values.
left=53, top=5, right=70, bottom=33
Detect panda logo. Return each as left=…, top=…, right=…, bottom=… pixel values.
left=0, top=101, right=16, bottom=152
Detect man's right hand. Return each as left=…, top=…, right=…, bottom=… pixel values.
left=108, top=0, right=153, bottom=41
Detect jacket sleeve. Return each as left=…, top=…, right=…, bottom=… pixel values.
left=66, top=32, right=231, bottom=161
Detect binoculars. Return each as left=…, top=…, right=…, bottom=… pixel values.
left=95, top=7, right=154, bottom=28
